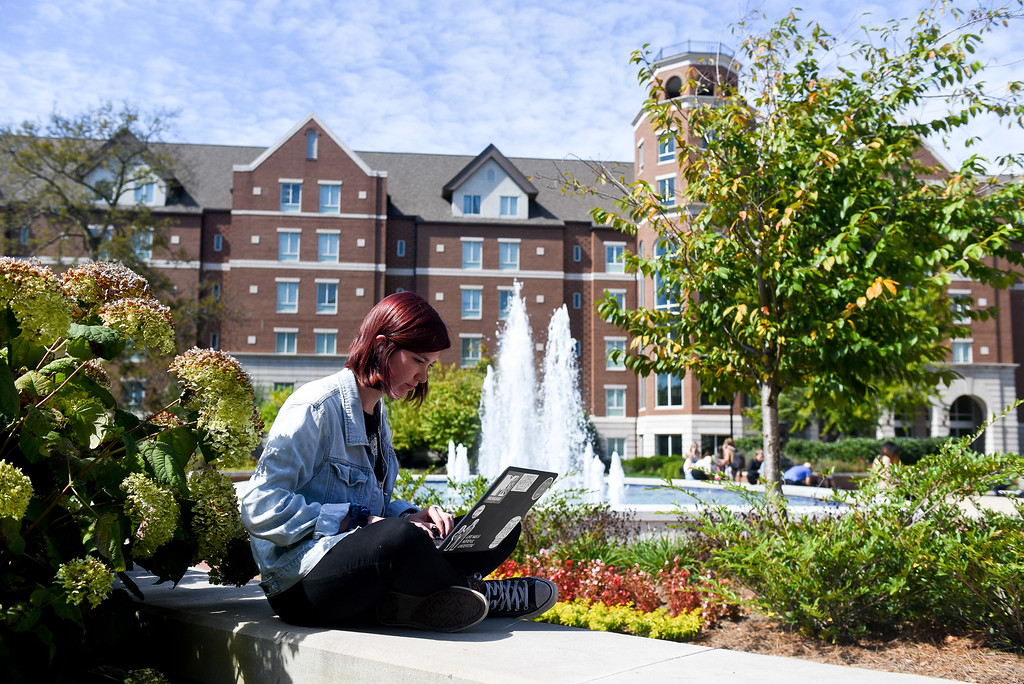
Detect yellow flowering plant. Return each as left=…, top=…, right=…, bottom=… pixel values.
left=0, top=258, right=262, bottom=679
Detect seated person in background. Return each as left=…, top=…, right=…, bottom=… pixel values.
left=691, top=451, right=715, bottom=480
left=872, top=441, right=902, bottom=488
left=783, top=462, right=815, bottom=486
left=746, top=449, right=765, bottom=485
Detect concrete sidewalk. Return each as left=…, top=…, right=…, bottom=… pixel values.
left=128, top=569, right=959, bottom=684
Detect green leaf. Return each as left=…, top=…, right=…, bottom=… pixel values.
left=138, top=439, right=188, bottom=495
left=88, top=512, right=127, bottom=571
left=66, top=323, right=125, bottom=360
left=0, top=358, right=18, bottom=420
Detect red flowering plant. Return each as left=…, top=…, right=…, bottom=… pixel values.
left=495, top=551, right=738, bottom=625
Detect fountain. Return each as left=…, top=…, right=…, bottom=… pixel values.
left=476, top=281, right=593, bottom=492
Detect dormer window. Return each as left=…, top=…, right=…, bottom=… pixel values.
left=463, top=195, right=481, bottom=215
left=500, top=196, right=518, bottom=217
left=134, top=182, right=155, bottom=204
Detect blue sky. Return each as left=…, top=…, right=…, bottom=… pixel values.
left=1, top=0, right=1021, bottom=168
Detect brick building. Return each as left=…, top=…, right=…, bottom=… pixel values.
left=6, top=44, right=1020, bottom=457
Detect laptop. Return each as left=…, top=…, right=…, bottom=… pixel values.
left=436, top=466, right=557, bottom=554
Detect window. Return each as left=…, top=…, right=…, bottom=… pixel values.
left=607, top=289, right=626, bottom=309
left=500, top=196, right=518, bottom=216
left=461, top=337, right=482, bottom=368
left=276, top=281, right=299, bottom=313
left=607, top=437, right=626, bottom=458
left=951, top=293, right=972, bottom=325
left=498, top=289, right=514, bottom=319
left=209, top=333, right=219, bottom=350
left=318, top=232, right=339, bottom=262
left=280, top=183, right=302, bottom=212
left=462, top=240, right=482, bottom=269
left=605, top=244, right=625, bottom=273
left=461, top=288, right=482, bottom=319
left=306, top=130, right=318, bottom=159
left=658, top=135, right=675, bottom=162
left=700, top=390, right=732, bottom=407
left=463, top=195, right=481, bottom=214
left=315, top=332, right=337, bottom=355
left=275, top=331, right=297, bottom=354
left=397, top=240, right=406, bottom=257
left=659, top=135, right=675, bottom=163
left=134, top=182, right=155, bottom=204
left=654, top=239, right=678, bottom=310
left=952, top=339, right=972, bottom=363
left=606, top=387, right=626, bottom=417
left=273, top=382, right=294, bottom=392
left=605, top=338, right=626, bottom=370
left=499, top=241, right=519, bottom=270
left=656, top=434, right=682, bottom=457
left=19, top=227, right=29, bottom=245
left=656, top=373, right=683, bottom=407
left=316, top=282, right=338, bottom=314
left=572, top=292, right=581, bottom=309
left=133, top=229, right=153, bottom=261
left=658, top=177, right=676, bottom=207
left=319, top=183, right=340, bottom=213
left=278, top=231, right=300, bottom=261
left=573, top=245, right=582, bottom=262
left=210, top=283, right=221, bottom=301
left=213, top=234, right=223, bottom=251
left=637, top=141, right=644, bottom=173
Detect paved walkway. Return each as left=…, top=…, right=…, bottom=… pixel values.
left=128, top=569, right=960, bottom=683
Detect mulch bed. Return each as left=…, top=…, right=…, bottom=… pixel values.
left=692, top=612, right=1024, bottom=684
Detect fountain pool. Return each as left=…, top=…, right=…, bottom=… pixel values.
left=418, top=475, right=845, bottom=512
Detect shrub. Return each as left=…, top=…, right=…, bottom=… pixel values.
left=0, top=259, right=261, bottom=679
left=694, top=411, right=1024, bottom=648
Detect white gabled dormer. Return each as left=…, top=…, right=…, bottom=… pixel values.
left=443, top=144, right=537, bottom=219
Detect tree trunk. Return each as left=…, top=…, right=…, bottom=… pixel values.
left=761, top=380, right=782, bottom=486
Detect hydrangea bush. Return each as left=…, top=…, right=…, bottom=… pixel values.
left=0, top=258, right=262, bottom=679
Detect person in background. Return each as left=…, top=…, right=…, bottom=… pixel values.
left=783, top=461, right=815, bottom=486
left=681, top=441, right=700, bottom=480
left=872, top=441, right=902, bottom=488
left=241, top=291, right=557, bottom=633
left=746, top=449, right=765, bottom=485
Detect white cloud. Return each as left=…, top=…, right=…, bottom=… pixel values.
left=0, top=0, right=1021, bottom=169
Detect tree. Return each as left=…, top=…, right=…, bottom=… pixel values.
left=0, top=102, right=180, bottom=279
left=387, top=362, right=486, bottom=461
left=0, top=103, right=227, bottom=413
left=592, top=1, right=1024, bottom=488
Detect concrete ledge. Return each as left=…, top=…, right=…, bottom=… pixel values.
left=127, top=569, right=952, bottom=683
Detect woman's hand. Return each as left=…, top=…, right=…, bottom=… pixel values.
left=405, top=505, right=454, bottom=540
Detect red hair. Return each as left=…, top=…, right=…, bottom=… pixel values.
left=346, top=291, right=450, bottom=404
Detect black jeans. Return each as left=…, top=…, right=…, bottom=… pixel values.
left=267, top=516, right=519, bottom=627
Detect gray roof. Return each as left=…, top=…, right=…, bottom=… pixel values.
left=156, top=142, right=264, bottom=210
left=149, top=142, right=631, bottom=225
left=360, top=150, right=630, bottom=225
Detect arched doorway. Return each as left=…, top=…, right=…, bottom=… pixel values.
left=949, top=395, right=985, bottom=453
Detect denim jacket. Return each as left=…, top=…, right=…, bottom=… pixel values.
left=240, top=367, right=417, bottom=596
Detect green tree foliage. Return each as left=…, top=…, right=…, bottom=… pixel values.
left=589, top=2, right=1024, bottom=486
left=387, top=362, right=485, bottom=457
left=0, top=102, right=226, bottom=414
left=0, top=102, right=179, bottom=281
left=0, top=259, right=261, bottom=679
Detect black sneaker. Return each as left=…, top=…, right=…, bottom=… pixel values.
left=475, top=577, right=559, bottom=620
left=376, top=586, right=488, bottom=632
